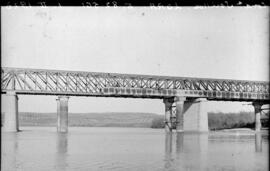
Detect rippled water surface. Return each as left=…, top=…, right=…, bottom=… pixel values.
left=1, top=127, right=269, bottom=171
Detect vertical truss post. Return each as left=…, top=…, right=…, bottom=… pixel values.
left=11, top=72, right=16, bottom=90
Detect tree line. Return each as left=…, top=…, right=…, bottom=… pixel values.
left=151, top=111, right=269, bottom=130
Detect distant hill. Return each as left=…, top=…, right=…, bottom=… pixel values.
left=17, top=112, right=163, bottom=127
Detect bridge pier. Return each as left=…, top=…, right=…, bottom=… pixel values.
left=163, top=97, right=209, bottom=132
left=163, top=98, right=174, bottom=132
left=252, top=102, right=262, bottom=132
left=183, top=98, right=208, bottom=132
left=175, top=97, right=186, bottom=132
left=1, top=91, right=19, bottom=132
left=56, top=96, right=69, bottom=133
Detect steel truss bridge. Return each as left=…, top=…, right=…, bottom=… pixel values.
left=1, top=67, right=269, bottom=102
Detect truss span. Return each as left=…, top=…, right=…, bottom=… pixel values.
left=1, top=67, right=269, bottom=102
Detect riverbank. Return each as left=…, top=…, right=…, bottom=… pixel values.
left=219, top=127, right=268, bottom=132
left=151, top=111, right=268, bottom=130
left=16, top=112, right=160, bottom=128
left=2, top=111, right=268, bottom=130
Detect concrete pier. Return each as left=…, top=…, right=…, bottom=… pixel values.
left=174, top=97, right=186, bottom=132
left=163, top=97, right=209, bottom=132
left=252, top=102, right=262, bottom=132
left=183, top=98, right=208, bottom=132
left=1, top=92, right=19, bottom=132
left=163, top=98, right=174, bottom=132
left=57, top=96, right=69, bottom=133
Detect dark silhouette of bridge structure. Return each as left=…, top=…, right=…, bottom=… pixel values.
left=1, top=67, right=269, bottom=132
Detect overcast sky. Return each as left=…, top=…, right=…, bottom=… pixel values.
left=1, top=7, right=269, bottom=114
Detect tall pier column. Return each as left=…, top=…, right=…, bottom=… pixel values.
left=252, top=102, right=262, bottom=132
left=56, top=96, right=69, bottom=133
left=163, top=98, right=174, bottom=132
left=1, top=91, right=19, bottom=132
left=174, top=96, right=186, bottom=132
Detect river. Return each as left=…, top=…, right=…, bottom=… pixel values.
left=1, top=127, right=269, bottom=171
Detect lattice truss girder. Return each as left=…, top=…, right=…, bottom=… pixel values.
left=1, top=68, right=269, bottom=94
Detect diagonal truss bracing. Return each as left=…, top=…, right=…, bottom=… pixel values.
left=1, top=67, right=269, bottom=101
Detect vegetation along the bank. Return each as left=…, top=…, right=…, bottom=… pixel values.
left=151, top=111, right=269, bottom=130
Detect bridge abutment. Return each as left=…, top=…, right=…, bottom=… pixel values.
left=56, top=96, right=69, bottom=133
left=1, top=91, right=19, bottom=132
left=252, top=102, right=262, bottom=132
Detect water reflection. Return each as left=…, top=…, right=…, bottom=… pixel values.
left=255, top=133, right=262, bottom=152
left=2, top=133, right=19, bottom=171
left=165, top=132, right=173, bottom=154
left=176, top=132, right=184, bottom=154
left=1, top=128, right=268, bottom=171
left=164, top=132, right=173, bottom=170
left=164, top=132, right=209, bottom=170
left=55, top=133, right=68, bottom=171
